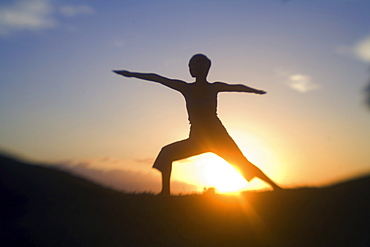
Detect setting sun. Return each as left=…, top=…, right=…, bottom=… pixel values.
left=172, top=147, right=280, bottom=194
left=201, top=155, right=248, bottom=193
left=173, top=153, right=254, bottom=194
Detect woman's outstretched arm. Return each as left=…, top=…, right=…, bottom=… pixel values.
left=213, top=82, right=266, bottom=94
left=113, top=70, right=187, bottom=92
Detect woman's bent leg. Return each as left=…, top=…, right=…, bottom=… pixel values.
left=153, top=138, right=204, bottom=195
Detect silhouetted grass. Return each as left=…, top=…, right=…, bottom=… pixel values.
left=1, top=154, right=369, bottom=246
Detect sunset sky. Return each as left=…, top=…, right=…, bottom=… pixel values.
left=1, top=0, right=370, bottom=193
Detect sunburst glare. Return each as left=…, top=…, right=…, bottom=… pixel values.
left=201, top=154, right=248, bottom=193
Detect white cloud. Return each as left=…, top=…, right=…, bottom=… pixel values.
left=276, top=69, right=320, bottom=93
left=354, top=35, right=370, bottom=63
left=60, top=5, right=95, bottom=17
left=335, top=34, right=370, bottom=63
left=0, top=0, right=56, bottom=35
left=286, top=74, right=320, bottom=93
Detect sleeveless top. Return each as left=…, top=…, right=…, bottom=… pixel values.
left=183, top=83, right=230, bottom=140
left=183, top=83, right=219, bottom=126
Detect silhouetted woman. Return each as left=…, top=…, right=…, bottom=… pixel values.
left=114, top=54, right=281, bottom=195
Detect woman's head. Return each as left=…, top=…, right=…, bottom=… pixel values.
left=189, top=54, right=211, bottom=78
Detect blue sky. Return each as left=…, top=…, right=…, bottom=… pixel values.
left=1, top=0, right=370, bottom=193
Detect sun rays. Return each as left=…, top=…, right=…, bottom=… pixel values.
left=201, top=155, right=248, bottom=193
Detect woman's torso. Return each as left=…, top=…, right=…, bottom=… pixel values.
left=183, top=82, right=218, bottom=125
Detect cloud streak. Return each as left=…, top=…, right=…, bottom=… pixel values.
left=0, top=0, right=56, bottom=35
left=54, top=160, right=199, bottom=194
left=0, top=0, right=95, bottom=36
left=110, top=40, right=125, bottom=48
left=59, top=5, right=95, bottom=17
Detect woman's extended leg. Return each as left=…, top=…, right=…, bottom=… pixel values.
left=153, top=138, right=204, bottom=195
left=220, top=151, right=281, bottom=190
left=214, top=137, right=281, bottom=190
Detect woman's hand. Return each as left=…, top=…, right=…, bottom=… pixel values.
left=254, top=89, right=266, bottom=94
left=113, top=70, right=132, bottom=77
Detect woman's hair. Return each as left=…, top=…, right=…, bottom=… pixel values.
left=189, top=54, right=211, bottom=71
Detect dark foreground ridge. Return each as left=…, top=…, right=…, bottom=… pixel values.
left=1, top=154, right=369, bottom=247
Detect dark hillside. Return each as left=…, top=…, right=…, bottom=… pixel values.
left=1, top=154, right=369, bottom=246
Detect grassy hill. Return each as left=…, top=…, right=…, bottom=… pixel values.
left=1, top=154, right=369, bottom=247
